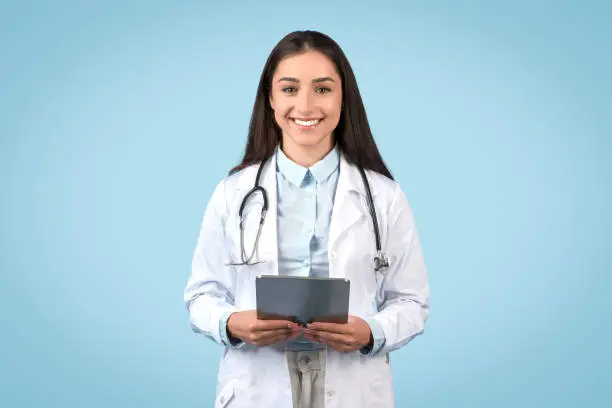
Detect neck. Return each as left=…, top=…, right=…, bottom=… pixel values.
left=281, top=139, right=334, bottom=168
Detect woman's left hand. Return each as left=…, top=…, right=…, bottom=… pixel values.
left=303, top=316, right=372, bottom=352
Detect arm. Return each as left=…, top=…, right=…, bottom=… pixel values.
left=367, top=183, right=430, bottom=356
left=305, top=183, right=429, bottom=354
left=183, top=180, right=242, bottom=347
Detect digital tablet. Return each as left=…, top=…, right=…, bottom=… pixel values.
left=255, top=275, right=350, bottom=326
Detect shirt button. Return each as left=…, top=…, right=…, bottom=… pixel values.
left=330, top=252, right=336, bottom=260
left=327, top=389, right=335, bottom=397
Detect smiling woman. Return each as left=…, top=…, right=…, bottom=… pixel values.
left=184, top=30, right=430, bottom=408
left=229, top=30, right=394, bottom=178
left=269, top=51, right=343, bottom=167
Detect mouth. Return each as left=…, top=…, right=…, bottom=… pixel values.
left=291, top=118, right=323, bottom=129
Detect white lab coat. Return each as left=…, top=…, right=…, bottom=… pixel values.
left=184, top=152, right=430, bottom=408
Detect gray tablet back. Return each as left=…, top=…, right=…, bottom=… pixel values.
left=256, top=275, right=350, bottom=325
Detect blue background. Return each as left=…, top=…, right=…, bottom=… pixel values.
left=1, top=0, right=610, bottom=407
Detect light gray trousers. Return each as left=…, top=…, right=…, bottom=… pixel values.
left=286, top=350, right=327, bottom=408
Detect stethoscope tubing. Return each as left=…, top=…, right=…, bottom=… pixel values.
left=232, top=156, right=389, bottom=271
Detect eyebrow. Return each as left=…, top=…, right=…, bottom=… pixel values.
left=277, top=76, right=336, bottom=83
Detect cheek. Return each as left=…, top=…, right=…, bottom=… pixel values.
left=323, top=101, right=342, bottom=125
left=273, top=108, right=290, bottom=126
left=272, top=102, right=291, bottom=122
left=324, top=97, right=342, bottom=118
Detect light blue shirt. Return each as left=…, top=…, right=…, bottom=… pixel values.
left=220, top=146, right=385, bottom=355
left=277, top=145, right=340, bottom=351
left=276, top=146, right=339, bottom=280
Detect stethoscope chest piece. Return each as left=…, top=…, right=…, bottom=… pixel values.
left=374, top=250, right=390, bottom=273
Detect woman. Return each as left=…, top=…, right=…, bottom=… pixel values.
left=184, top=30, right=430, bottom=408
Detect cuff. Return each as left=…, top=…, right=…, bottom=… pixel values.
left=219, top=311, right=245, bottom=348
left=360, top=318, right=386, bottom=355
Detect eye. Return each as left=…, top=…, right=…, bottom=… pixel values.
left=282, top=87, right=297, bottom=94
left=315, top=87, right=331, bottom=94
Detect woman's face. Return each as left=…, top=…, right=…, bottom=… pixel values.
left=269, top=50, right=343, bottom=162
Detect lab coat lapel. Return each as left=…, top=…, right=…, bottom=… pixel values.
left=258, top=156, right=279, bottom=274
left=232, top=157, right=278, bottom=273
left=328, top=154, right=366, bottom=267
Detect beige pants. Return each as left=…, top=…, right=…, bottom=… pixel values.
left=286, top=350, right=326, bottom=408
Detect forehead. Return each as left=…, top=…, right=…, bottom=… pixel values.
left=273, top=50, right=340, bottom=80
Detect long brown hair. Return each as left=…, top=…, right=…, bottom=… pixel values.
left=229, top=30, right=393, bottom=180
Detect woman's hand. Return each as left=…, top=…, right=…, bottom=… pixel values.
left=303, top=316, right=373, bottom=352
left=227, top=310, right=302, bottom=347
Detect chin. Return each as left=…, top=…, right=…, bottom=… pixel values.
left=288, top=133, right=331, bottom=149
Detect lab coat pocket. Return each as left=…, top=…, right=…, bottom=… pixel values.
left=215, top=378, right=236, bottom=408
left=364, top=356, right=394, bottom=407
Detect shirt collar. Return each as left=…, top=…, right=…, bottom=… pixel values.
left=276, top=145, right=340, bottom=187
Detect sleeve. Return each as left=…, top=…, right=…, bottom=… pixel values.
left=360, top=318, right=386, bottom=355
left=366, top=183, right=430, bottom=356
left=219, top=310, right=245, bottom=348
left=183, top=179, right=243, bottom=347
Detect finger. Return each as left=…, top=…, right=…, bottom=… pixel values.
left=254, top=332, right=294, bottom=347
left=304, top=330, right=353, bottom=346
left=306, top=322, right=350, bottom=334
left=306, top=329, right=353, bottom=344
left=249, top=328, right=293, bottom=343
left=286, top=328, right=304, bottom=341
left=287, top=331, right=302, bottom=340
left=252, top=319, right=299, bottom=332
left=302, top=332, right=321, bottom=343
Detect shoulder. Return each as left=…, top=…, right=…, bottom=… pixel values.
left=340, top=154, right=398, bottom=200
left=208, top=163, right=260, bottom=211
left=359, top=167, right=413, bottom=219
left=219, top=164, right=259, bottom=192
left=362, top=168, right=398, bottom=197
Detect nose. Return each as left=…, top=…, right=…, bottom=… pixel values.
left=295, top=89, right=314, bottom=115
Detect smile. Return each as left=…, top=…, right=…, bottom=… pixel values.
left=292, top=118, right=322, bottom=128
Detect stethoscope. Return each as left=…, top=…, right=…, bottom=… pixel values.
left=230, top=158, right=390, bottom=273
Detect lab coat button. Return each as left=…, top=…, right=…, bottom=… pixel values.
left=327, top=389, right=335, bottom=397
left=330, top=252, right=336, bottom=260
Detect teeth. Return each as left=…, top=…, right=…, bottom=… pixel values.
left=294, top=119, right=320, bottom=126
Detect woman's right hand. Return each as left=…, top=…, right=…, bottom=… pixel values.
left=227, top=310, right=302, bottom=346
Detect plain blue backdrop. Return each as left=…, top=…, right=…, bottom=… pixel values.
left=1, top=1, right=610, bottom=407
